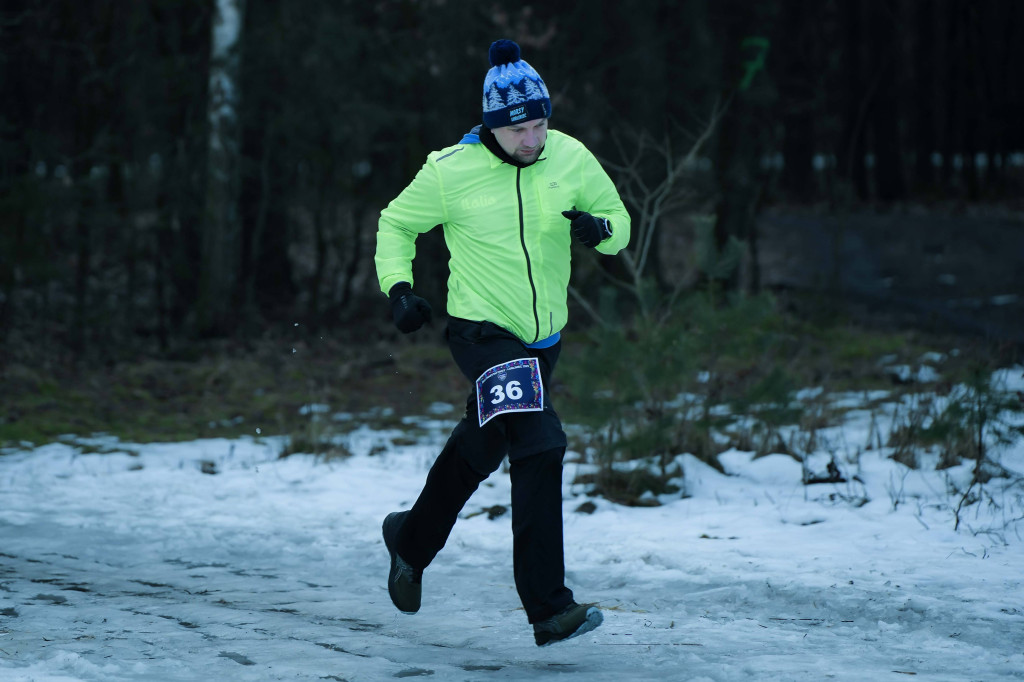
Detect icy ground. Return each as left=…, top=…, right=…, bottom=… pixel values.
left=2, top=373, right=1023, bottom=681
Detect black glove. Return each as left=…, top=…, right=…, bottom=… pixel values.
left=562, top=209, right=613, bottom=248
left=388, top=282, right=432, bottom=334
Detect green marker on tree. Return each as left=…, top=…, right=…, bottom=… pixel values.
left=739, top=36, right=770, bottom=91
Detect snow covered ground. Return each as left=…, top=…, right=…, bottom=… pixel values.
left=2, top=370, right=1023, bottom=681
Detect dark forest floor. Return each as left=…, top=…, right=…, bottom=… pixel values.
left=2, top=297, right=1018, bottom=453
left=0, top=322, right=465, bottom=448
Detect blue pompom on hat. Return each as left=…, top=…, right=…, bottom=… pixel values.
left=482, top=39, right=552, bottom=129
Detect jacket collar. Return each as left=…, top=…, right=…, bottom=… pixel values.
left=479, top=125, right=545, bottom=169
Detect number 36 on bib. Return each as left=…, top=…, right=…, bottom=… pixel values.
left=475, top=357, right=544, bottom=427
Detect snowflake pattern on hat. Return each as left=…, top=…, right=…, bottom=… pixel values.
left=481, top=40, right=552, bottom=128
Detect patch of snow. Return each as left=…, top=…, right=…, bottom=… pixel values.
left=1, top=374, right=1022, bottom=680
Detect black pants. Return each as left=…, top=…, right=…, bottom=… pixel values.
left=394, top=317, right=573, bottom=623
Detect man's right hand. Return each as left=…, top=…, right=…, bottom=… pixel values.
left=388, top=282, right=432, bottom=334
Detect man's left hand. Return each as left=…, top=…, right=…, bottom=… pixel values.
left=562, top=210, right=612, bottom=248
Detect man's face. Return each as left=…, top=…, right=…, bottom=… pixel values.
left=492, top=118, right=548, bottom=164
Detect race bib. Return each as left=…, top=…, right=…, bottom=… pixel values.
left=475, top=358, right=544, bottom=427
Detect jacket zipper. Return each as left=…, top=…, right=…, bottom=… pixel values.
left=515, top=168, right=540, bottom=343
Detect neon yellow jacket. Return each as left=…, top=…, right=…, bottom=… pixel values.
left=375, top=129, right=630, bottom=344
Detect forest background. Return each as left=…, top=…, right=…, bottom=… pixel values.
left=2, top=0, right=1023, bottom=456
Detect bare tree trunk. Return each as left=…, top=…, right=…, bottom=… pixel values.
left=940, top=0, right=962, bottom=192
left=198, top=0, right=245, bottom=336
left=778, top=0, right=816, bottom=200
left=840, top=0, right=869, bottom=200
left=990, top=0, right=1019, bottom=195
left=241, top=124, right=272, bottom=322
left=72, top=179, right=94, bottom=356
left=961, top=0, right=982, bottom=202
left=869, top=0, right=906, bottom=202
left=337, top=205, right=365, bottom=313
left=713, top=1, right=774, bottom=293
left=307, top=175, right=330, bottom=329
left=913, top=0, right=937, bottom=191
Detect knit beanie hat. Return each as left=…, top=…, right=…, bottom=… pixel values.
left=481, top=39, right=552, bottom=129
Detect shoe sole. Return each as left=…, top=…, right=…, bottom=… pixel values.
left=383, top=512, right=420, bottom=614
left=536, top=606, right=603, bottom=646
